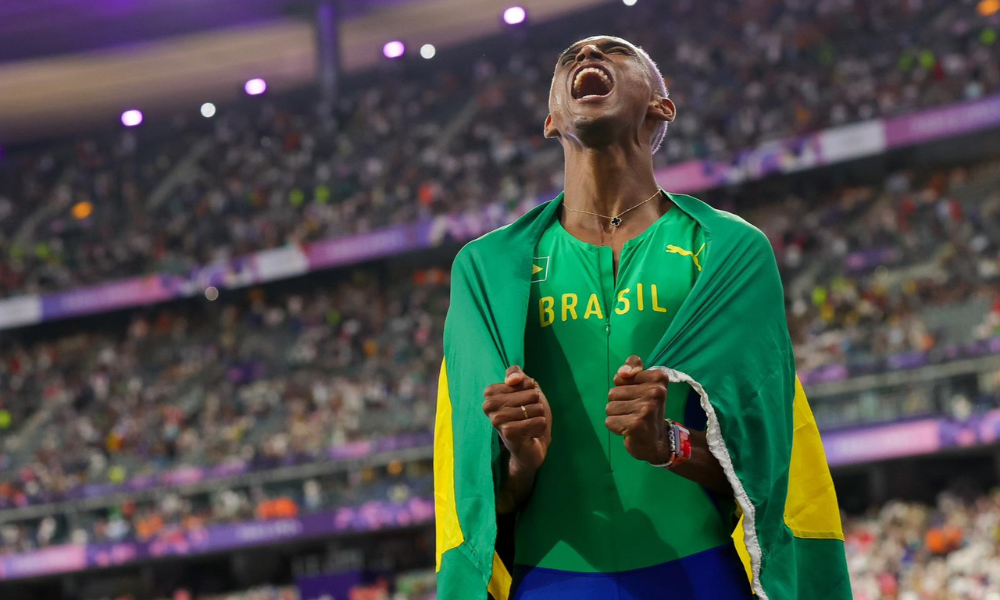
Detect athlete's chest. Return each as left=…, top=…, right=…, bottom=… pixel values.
left=527, top=220, right=703, bottom=337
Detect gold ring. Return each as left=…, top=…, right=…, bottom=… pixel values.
left=521, top=405, right=529, bottom=419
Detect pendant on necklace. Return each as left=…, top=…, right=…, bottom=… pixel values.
left=610, top=217, right=622, bottom=227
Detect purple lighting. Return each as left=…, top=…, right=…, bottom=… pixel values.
left=382, top=41, right=405, bottom=59
left=120, top=110, right=143, bottom=127
left=503, top=6, right=526, bottom=25
left=244, top=78, right=267, bottom=96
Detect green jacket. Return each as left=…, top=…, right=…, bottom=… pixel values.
left=433, top=192, right=851, bottom=600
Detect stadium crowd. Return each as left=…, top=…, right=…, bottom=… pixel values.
left=1, top=0, right=998, bottom=296
left=0, top=267, right=447, bottom=510
left=0, top=161, right=998, bottom=592
left=0, top=467, right=433, bottom=555
left=774, top=160, right=1000, bottom=372
left=3, top=159, right=1000, bottom=514
left=846, top=491, right=1000, bottom=600
left=76, top=489, right=1000, bottom=600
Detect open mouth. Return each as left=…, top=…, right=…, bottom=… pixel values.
left=572, top=65, right=614, bottom=101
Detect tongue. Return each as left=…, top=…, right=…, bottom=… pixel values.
left=578, top=74, right=610, bottom=97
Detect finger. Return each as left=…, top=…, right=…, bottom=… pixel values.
left=484, top=377, right=538, bottom=398
left=605, top=399, right=644, bottom=416
left=613, top=358, right=644, bottom=386
left=483, top=389, right=542, bottom=414
left=614, top=383, right=666, bottom=405
left=630, top=368, right=670, bottom=386
left=616, top=356, right=644, bottom=379
left=607, top=384, right=645, bottom=403
left=505, top=365, right=526, bottom=386
left=488, top=404, right=545, bottom=428
left=614, top=366, right=667, bottom=388
left=499, top=417, right=547, bottom=440
left=512, top=376, right=538, bottom=391
left=604, top=416, right=631, bottom=437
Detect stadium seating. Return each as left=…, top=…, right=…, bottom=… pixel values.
left=1, top=0, right=997, bottom=296
left=3, top=159, right=1000, bottom=561
left=845, top=492, right=1000, bottom=600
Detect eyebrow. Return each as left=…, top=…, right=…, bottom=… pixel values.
left=557, top=39, right=631, bottom=65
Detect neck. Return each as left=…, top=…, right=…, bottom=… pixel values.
left=561, top=143, right=662, bottom=231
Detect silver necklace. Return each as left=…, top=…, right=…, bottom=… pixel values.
left=562, top=190, right=662, bottom=227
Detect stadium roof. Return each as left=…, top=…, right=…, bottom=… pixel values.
left=0, top=0, right=600, bottom=143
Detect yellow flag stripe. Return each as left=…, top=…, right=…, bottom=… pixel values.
left=783, top=377, right=845, bottom=541
left=434, top=358, right=465, bottom=571
left=731, top=512, right=753, bottom=586
left=731, top=376, right=845, bottom=589
left=487, top=552, right=512, bottom=600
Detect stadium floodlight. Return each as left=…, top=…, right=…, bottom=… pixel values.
left=200, top=102, right=217, bottom=118
left=420, top=44, right=436, bottom=59
left=503, top=6, right=526, bottom=25
left=244, top=78, right=267, bottom=96
left=383, top=41, right=406, bottom=59
left=121, top=109, right=143, bottom=127
left=623, top=0, right=638, bottom=5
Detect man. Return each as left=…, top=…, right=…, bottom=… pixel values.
left=482, top=36, right=747, bottom=599
left=434, top=36, right=850, bottom=600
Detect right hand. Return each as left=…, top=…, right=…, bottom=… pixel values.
left=482, top=365, right=552, bottom=474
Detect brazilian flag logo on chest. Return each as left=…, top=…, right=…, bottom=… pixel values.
left=531, top=256, right=550, bottom=283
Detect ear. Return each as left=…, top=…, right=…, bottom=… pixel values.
left=647, top=96, right=676, bottom=124
left=543, top=113, right=560, bottom=139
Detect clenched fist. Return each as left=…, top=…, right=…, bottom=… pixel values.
left=482, top=365, right=552, bottom=473
left=605, top=355, right=672, bottom=465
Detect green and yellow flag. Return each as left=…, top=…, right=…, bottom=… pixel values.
left=434, top=192, right=851, bottom=600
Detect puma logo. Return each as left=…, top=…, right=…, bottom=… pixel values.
left=665, top=243, right=705, bottom=272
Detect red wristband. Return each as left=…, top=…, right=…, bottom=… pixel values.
left=651, top=419, right=691, bottom=470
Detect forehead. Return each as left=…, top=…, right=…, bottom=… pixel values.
left=556, top=36, right=638, bottom=65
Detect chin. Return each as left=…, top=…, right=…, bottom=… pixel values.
left=569, top=112, right=625, bottom=149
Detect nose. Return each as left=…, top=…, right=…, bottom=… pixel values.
left=575, top=44, right=605, bottom=63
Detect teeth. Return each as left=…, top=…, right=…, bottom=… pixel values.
left=573, top=67, right=612, bottom=93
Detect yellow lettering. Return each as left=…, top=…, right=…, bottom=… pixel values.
left=584, top=294, right=604, bottom=320
left=615, top=289, right=631, bottom=315
left=540, top=296, right=555, bottom=327
left=636, top=283, right=644, bottom=311
left=651, top=285, right=668, bottom=313
left=561, top=293, right=578, bottom=321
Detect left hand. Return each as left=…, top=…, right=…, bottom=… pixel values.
left=605, top=355, right=672, bottom=465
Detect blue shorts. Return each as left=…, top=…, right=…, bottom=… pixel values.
left=511, top=545, right=753, bottom=600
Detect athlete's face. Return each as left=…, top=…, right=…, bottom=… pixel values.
left=545, top=36, right=674, bottom=150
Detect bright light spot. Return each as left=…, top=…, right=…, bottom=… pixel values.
left=623, top=0, right=638, bottom=5
left=200, top=102, right=217, bottom=118
left=205, top=286, right=219, bottom=301
left=72, top=201, right=94, bottom=220
left=979, top=0, right=1000, bottom=16
left=120, top=110, right=143, bottom=127
left=503, top=6, right=526, bottom=25
left=383, top=40, right=405, bottom=59
left=244, top=78, right=267, bottom=96
left=420, top=44, right=436, bottom=59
